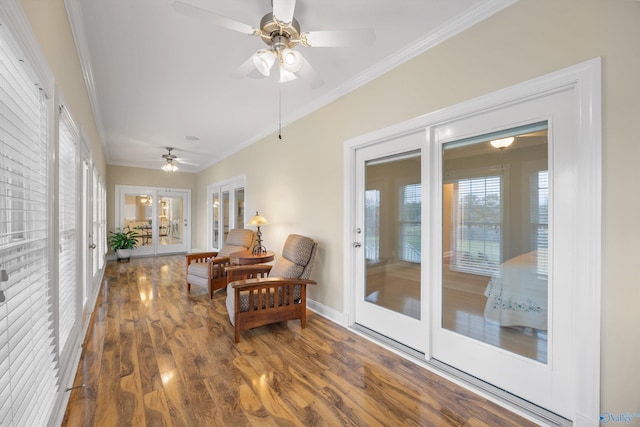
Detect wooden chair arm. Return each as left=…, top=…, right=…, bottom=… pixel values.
left=226, top=264, right=273, bottom=282
left=230, top=277, right=317, bottom=290
left=210, top=256, right=231, bottom=266
left=186, top=251, right=218, bottom=265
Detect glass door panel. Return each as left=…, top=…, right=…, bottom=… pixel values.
left=235, top=188, right=245, bottom=229
left=124, top=192, right=154, bottom=255
left=212, top=191, right=220, bottom=249
left=441, top=124, right=548, bottom=362
left=222, top=190, right=230, bottom=243
left=365, top=154, right=421, bottom=320
left=354, top=131, right=427, bottom=353
left=157, top=191, right=189, bottom=254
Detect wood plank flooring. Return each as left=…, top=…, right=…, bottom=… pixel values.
left=62, top=255, right=538, bottom=426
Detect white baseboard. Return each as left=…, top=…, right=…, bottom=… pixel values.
left=307, top=298, right=349, bottom=327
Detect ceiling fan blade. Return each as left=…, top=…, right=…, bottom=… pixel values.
left=302, top=29, right=376, bottom=47
left=230, top=53, right=267, bottom=79
left=296, top=54, right=324, bottom=89
left=272, top=0, right=296, bottom=25
left=171, top=1, right=258, bottom=36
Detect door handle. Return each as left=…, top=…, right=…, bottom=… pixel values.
left=353, top=242, right=362, bottom=248
left=89, top=243, right=96, bottom=249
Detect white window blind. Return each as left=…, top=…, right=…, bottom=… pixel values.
left=398, top=183, right=421, bottom=263
left=452, top=175, right=502, bottom=276
left=58, top=114, right=78, bottom=354
left=364, top=189, right=380, bottom=261
left=532, top=170, right=549, bottom=276
left=0, top=23, right=58, bottom=426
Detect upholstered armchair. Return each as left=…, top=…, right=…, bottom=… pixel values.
left=185, top=228, right=256, bottom=298
left=225, top=234, right=318, bottom=342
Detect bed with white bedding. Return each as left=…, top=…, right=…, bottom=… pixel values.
left=483, top=251, right=548, bottom=330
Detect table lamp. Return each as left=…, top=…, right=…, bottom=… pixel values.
left=247, top=211, right=269, bottom=254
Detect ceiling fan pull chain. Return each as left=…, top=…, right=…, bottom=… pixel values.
left=278, top=81, right=282, bottom=140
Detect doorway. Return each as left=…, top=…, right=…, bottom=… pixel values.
left=115, top=185, right=191, bottom=255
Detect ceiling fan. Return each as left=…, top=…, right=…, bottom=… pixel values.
left=172, top=0, right=375, bottom=88
left=161, top=147, right=180, bottom=172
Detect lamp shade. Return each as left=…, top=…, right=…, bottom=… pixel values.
left=247, top=211, right=269, bottom=227
left=280, top=48, right=303, bottom=73
left=162, top=161, right=179, bottom=172
left=253, top=50, right=276, bottom=77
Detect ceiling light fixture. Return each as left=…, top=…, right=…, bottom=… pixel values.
left=162, top=161, right=179, bottom=172
left=161, top=147, right=179, bottom=172
left=490, top=137, right=515, bottom=149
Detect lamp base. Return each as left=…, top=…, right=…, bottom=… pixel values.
left=252, top=245, right=267, bottom=255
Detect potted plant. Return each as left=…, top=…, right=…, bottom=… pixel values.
left=108, top=227, right=141, bottom=260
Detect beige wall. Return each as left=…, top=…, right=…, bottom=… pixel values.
left=195, top=0, right=640, bottom=414
left=107, top=165, right=197, bottom=235
left=20, top=0, right=106, bottom=177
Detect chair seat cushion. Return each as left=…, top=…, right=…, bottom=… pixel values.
left=218, top=244, right=248, bottom=258
left=187, top=262, right=209, bottom=278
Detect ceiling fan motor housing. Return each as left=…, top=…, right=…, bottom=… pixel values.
left=259, top=13, right=300, bottom=48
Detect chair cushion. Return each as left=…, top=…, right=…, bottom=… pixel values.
left=281, top=234, right=315, bottom=266
left=218, top=244, right=248, bottom=258
left=187, top=262, right=209, bottom=278
left=187, top=273, right=210, bottom=288
left=269, top=257, right=304, bottom=279
left=226, top=229, right=255, bottom=249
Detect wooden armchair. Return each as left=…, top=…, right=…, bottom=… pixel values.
left=185, top=228, right=255, bottom=298
left=225, top=234, right=318, bottom=342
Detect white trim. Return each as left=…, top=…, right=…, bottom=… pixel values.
left=307, top=298, right=349, bottom=327
left=63, top=0, right=108, bottom=161
left=343, top=58, right=601, bottom=425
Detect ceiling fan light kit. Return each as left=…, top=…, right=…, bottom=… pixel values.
left=172, top=0, right=375, bottom=86
left=161, top=147, right=179, bottom=172
left=172, top=0, right=375, bottom=140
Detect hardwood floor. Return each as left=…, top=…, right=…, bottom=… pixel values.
left=62, top=255, right=538, bottom=426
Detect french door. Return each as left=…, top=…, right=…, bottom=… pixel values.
left=347, top=60, right=601, bottom=422
left=115, top=185, right=191, bottom=255
left=353, top=131, right=427, bottom=353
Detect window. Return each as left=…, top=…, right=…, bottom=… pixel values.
left=532, top=170, right=548, bottom=276
left=58, top=113, right=79, bottom=354
left=0, top=21, right=58, bottom=426
left=398, top=183, right=421, bottom=263
left=451, top=174, right=503, bottom=276
left=364, top=189, right=380, bottom=260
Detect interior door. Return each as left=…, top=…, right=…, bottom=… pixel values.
left=156, top=190, right=190, bottom=254
left=353, top=131, right=427, bottom=353
left=430, top=87, right=575, bottom=418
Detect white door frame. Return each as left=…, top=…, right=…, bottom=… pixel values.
left=206, top=175, right=246, bottom=251
left=343, top=58, right=601, bottom=426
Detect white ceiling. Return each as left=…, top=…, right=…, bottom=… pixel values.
left=65, top=0, right=513, bottom=173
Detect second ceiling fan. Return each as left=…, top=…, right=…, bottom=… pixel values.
left=172, top=0, right=375, bottom=88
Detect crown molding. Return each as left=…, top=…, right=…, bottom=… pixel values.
left=64, top=0, right=109, bottom=162
left=210, top=0, right=519, bottom=171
